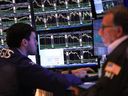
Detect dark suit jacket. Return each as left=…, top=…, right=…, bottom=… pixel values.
left=82, top=38, right=128, bottom=96
left=0, top=48, right=82, bottom=96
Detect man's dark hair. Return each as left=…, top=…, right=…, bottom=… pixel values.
left=5, top=23, right=35, bottom=48
left=105, top=5, right=128, bottom=35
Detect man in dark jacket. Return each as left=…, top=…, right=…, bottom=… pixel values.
left=0, top=22, right=88, bottom=96
left=81, top=5, right=128, bottom=96
left=0, top=53, right=18, bottom=96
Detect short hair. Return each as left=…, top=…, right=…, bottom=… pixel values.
left=105, top=5, right=128, bottom=35
left=5, top=23, right=35, bottom=48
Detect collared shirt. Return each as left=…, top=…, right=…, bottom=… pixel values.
left=108, top=35, right=128, bottom=54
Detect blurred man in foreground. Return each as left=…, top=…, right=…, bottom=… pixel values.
left=81, top=5, right=128, bottom=96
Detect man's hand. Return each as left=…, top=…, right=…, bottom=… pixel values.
left=71, top=67, right=95, bottom=78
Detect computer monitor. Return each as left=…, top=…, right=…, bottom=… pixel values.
left=40, top=48, right=65, bottom=68
left=93, top=0, right=124, bottom=18
left=123, top=0, right=128, bottom=8
left=93, top=19, right=108, bottom=57
left=38, top=25, right=97, bottom=69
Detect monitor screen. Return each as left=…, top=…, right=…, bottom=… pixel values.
left=38, top=25, right=97, bottom=68
left=93, top=0, right=104, bottom=15
left=40, top=48, right=65, bottom=68
left=93, top=19, right=108, bottom=56
left=123, top=0, right=128, bottom=8
left=93, top=0, right=124, bottom=18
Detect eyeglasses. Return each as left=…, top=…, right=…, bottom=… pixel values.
left=100, top=25, right=115, bottom=30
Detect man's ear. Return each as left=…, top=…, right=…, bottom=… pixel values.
left=116, top=26, right=124, bottom=38
left=21, top=39, right=28, bottom=47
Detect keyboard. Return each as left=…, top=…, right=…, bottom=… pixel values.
left=78, top=82, right=96, bottom=89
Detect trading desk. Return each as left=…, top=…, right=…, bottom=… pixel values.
left=45, top=62, right=98, bottom=69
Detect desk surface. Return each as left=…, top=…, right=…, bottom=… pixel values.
left=44, top=62, right=98, bottom=69
left=79, top=82, right=96, bottom=89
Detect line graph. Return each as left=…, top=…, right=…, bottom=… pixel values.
left=35, top=10, right=92, bottom=29
left=39, top=30, right=93, bottom=49
left=32, top=0, right=89, bottom=9
left=64, top=48, right=94, bottom=64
